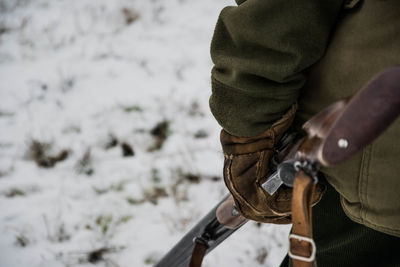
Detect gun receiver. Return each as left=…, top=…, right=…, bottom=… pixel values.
left=155, top=67, right=400, bottom=267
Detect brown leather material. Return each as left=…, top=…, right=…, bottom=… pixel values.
left=221, top=105, right=325, bottom=223
left=221, top=104, right=298, bottom=154
left=189, top=242, right=208, bottom=267
left=290, top=170, right=316, bottom=267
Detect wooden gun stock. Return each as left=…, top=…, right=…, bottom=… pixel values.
left=321, top=67, right=400, bottom=165
left=156, top=68, right=400, bottom=267
left=296, top=67, right=400, bottom=166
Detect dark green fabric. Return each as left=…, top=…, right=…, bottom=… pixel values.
left=280, top=178, right=400, bottom=267
left=210, top=2, right=400, bottom=266
left=210, top=0, right=400, bottom=237
left=296, top=0, right=400, bottom=237
left=210, top=0, right=344, bottom=137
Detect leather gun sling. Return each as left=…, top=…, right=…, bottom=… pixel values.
left=290, top=169, right=317, bottom=267
left=189, top=241, right=208, bottom=267
left=189, top=170, right=317, bottom=267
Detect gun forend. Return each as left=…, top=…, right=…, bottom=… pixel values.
left=216, top=195, right=248, bottom=229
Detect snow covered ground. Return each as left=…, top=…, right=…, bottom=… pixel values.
left=0, top=0, right=290, bottom=266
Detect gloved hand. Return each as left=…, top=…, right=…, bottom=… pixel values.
left=221, top=105, right=324, bottom=223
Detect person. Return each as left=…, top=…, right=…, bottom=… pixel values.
left=209, top=0, right=400, bottom=266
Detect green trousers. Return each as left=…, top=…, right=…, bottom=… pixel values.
left=280, top=177, right=400, bottom=267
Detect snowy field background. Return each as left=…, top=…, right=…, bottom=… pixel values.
left=0, top=0, right=290, bottom=266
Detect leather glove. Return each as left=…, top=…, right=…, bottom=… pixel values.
left=221, top=105, right=324, bottom=223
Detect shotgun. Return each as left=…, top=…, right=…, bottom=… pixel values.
left=155, top=67, right=400, bottom=267
left=154, top=194, right=246, bottom=267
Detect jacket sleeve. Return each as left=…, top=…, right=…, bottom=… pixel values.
left=210, top=0, right=344, bottom=137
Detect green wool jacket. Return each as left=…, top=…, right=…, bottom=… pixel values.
left=210, top=0, right=400, bottom=237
